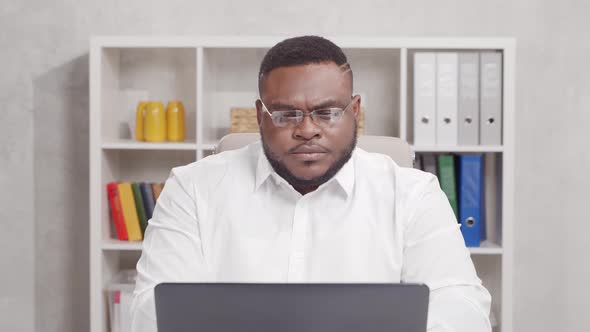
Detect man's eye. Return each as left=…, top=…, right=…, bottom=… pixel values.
left=281, top=111, right=300, bottom=118
left=315, top=109, right=340, bottom=121
left=314, top=109, right=335, bottom=117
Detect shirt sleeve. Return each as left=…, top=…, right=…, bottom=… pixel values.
left=401, top=174, right=492, bottom=332
left=130, top=167, right=207, bottom=332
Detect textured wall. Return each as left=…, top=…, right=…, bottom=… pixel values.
left=1, top=0, right=589, bottom=331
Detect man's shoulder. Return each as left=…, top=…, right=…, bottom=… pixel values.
left=170, top=142, right=259, bottom=190
left=354, top=148, right=437, bottom=196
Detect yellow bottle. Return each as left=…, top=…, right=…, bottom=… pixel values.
left=144, top=101, right=167, bottom=142
left=135, top=101, right=149, bottom=141
left=166, top=101, right=186, bottom=142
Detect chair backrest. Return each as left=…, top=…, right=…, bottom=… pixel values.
left=216, top=133, right=414, bottom=168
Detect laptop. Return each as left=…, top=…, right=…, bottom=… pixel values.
left=155, top=283, right=429, bottom=332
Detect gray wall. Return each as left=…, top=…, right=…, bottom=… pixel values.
left=1, top=0, right=589, bottom=331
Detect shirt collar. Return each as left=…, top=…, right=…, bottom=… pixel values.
left=331, top=151, right=355, bottom=197
left=254, top=143, right=356, bottom=197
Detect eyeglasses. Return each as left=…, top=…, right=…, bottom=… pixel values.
left=259, top=98, right=356, bottom=128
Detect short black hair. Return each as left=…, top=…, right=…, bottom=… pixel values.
left=258, top=35, right=352, bottom=94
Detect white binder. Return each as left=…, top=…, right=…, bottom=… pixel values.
left=480, top=52, right=503, bottom=145
left=458, top=53, right=480, bottom=145
left=436, top=53, right=459, bottom=146
left=413, top=52, right=437, bottom=146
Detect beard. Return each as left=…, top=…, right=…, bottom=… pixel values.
left=261, top=123, right=357, bottom=190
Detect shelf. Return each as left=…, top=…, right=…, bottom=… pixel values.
left=197, top=143, right=216, bottom=151
left=102, top=139, right=197, bottom=151
left=99, top=47, right=197, bottom=143
left=102, top=239, right=143, bottom=251
left=102, top=238, right=501, bottom=255
left=92, top=36, right=515, bottom=50
left=468, top=241, right=503, bottom=255
left=412, top=145, right=504, bottom=153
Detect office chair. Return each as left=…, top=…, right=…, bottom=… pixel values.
left=215, top=133, right=414, bottom=168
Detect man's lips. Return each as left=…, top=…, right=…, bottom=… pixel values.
left=289, top=145, right=328, bottom=161
left=290, top=144, right=328, bottom=154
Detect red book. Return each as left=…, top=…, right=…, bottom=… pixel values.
left=107, top=182, right=129, bottom=240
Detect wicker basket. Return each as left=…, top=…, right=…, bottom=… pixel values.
left=230, top=107, right=365, bottom=134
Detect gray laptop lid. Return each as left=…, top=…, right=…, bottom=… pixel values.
left=155, top=283, right=429, bottom=332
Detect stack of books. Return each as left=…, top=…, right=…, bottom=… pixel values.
left=107, top=270, right=137, bottom=332
left=106, top=182, right=165, bottom=241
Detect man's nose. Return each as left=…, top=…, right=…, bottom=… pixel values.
left=293, top=113, right=321, bottom=140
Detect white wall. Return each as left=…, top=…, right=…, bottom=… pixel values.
left=1, top=0, right=589, bottom=331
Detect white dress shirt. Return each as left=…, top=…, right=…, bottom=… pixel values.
left=131, top=141, right=491, bottom=332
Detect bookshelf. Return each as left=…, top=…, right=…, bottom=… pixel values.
left=90, top=36, right=515, bottom=332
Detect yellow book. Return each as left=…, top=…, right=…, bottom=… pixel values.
left=117, top=183, right=143, bottom=241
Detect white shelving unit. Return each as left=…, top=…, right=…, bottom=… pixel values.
left=90, top=36, right=515, bottom=332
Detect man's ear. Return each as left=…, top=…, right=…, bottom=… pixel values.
left=256, top=99, right=263, bottom=127
left=352, top=95, right=361, bottom=121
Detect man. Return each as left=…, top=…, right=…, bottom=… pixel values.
left=131, top=36, right=492, bottom=332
